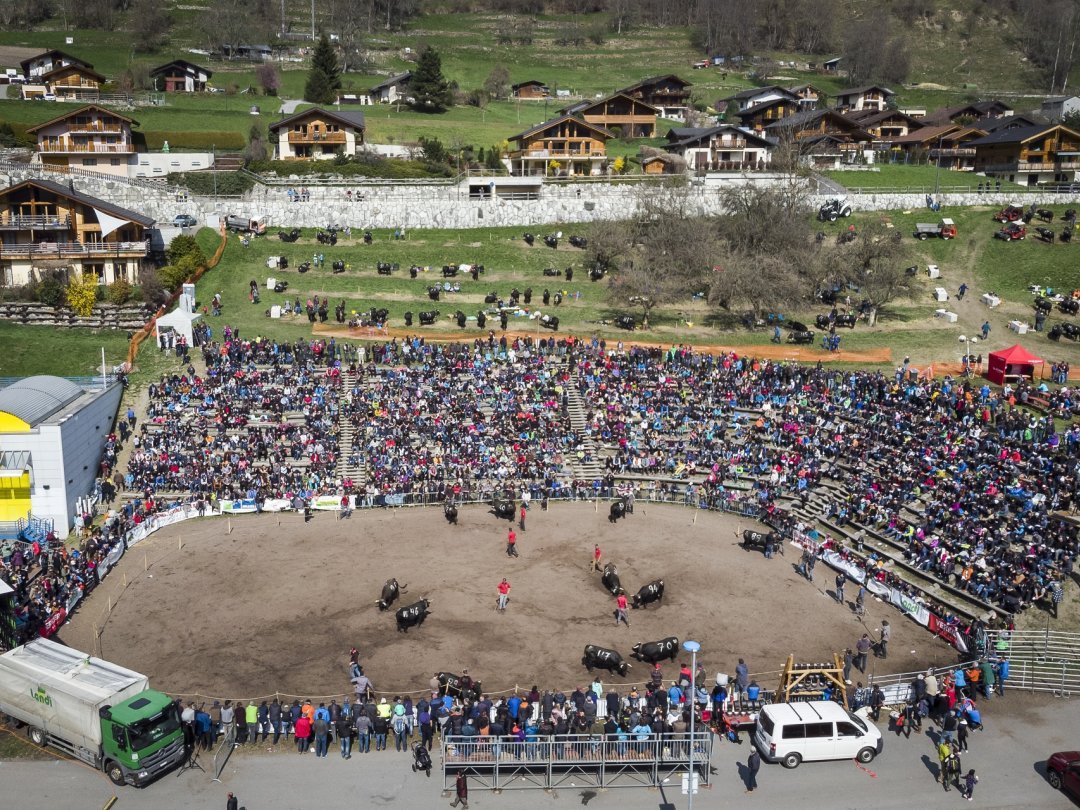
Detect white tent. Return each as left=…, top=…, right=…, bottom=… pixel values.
left=154, top=307, right=202, bottom=349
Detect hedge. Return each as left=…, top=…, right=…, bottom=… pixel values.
left=167, top=171, right=256, bottom=195
left=247, top=158, right=455, bottom=179
left=142, top=131, right=246, bottom=150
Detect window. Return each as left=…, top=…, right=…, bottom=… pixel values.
left=110, top=159, right=121, bottom=166
left=758, top=714, right=774, bottom=736
left=781, top=724, right=805, bottom=739
left=836, top=722, right=862, bottom=738
left=83, top=158, right=97, bottom=166
left=804, top=722, right=833, bottom=739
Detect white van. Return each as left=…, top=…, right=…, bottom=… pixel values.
left=754, top=701, right=883, bottom=768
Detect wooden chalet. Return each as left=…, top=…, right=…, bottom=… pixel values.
left=888, top=123, right=987, bottom=170
left=19, top=49, right=92, bottom=80
left=508, top=114, right=611, bottom=177
left=844, top=108, right=923, bottom=141
left=561, top=92, right=658, bottom=137
left=734, top=97, right=801, bottom=130
left=26, top=105, right=137, bottom=177
left=765, top=109, right=873, bottom=168
left=833, top=85, right=895, bottom=113
left=923, top=100, right=1014, bottom=126
left=618, top=75, right=692, bottom=120
left=0, top=178, right=152, bottom=288
left=968, top=123, right=1080, bottom=186
left=370, top=72, right=412, bottom=103
left=664, top=124, right=774, bottom=172
left=267, top=107, right=366, bottom=160
left=512, top=80, right=549, bottom=100
left=720, top=85, right=797, bottom=113
left=150, top=59, right=213, bottom=93
left=787, top=84, right=824, bottom=109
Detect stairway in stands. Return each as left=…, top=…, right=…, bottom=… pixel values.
left=335, top=368, right=365, bottom=482
left=563, top=372, right=604, bottom=481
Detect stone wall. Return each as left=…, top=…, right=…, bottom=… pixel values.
left=0, top=300, right=151, bottom=330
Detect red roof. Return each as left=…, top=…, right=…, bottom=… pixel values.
left=989, top=344, right=1044, bottom=365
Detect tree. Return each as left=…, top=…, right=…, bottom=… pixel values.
left=482, top=64, right=511, bottom=100
left=827, top=220, right=916, bottom=325
left=409, top=47, right=453, bottom=113
left=66, top=272, right=99, bottom=317
left=167, top=234, right=207, bottom=266
left=305, top=34, right=341, bottom=103
left=256, top=63, right=280, bottom=96
left=131, top=0, right=171, bottom=52
left=245, top=123, right=269, bottom=162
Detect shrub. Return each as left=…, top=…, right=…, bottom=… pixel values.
left=108, top=278, right=134, bottom=305
left=139, top=266, right=165, bottom=305
left=167, top=171, right=255, bottom=196
left=66, top=272, right=99, bottom=317
left=36, top=275, right=66, bottom=307
left=167, top=234, right=207, bottom=267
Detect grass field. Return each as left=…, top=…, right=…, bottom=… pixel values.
left=825, top=165, right=1026, bottom=192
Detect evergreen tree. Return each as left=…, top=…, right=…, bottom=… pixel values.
left=410, top=47, right=453, bottom=113
left=305, top=35, right=341, bottom=104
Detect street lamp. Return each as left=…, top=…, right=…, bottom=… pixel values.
left=682, top=639, right=701, bottom=809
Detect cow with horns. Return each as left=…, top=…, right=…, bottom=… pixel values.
left=395, top=599, right=431, bottom=633
left=631, top=579, right=665, bottom=609
left=601, top=563, right=621, bottom=596
left=631, top=636, right=679, bottom=663
left=376, top=578, right=407, bottom=611
left=434, top=672, right=481, bottom=701
left=582, top=645, right=630, bottom=677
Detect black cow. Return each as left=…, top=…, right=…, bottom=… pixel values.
left=1036, top=226, right=1056, bottom=243
left=363, top=231, right=373, bottom=244
left=477, top=311, right=487, bottom=328
left=601, top=563, right=621, bottom=596
left=455, top=310, right=467, bottom=328
left=377, top=262, right=394, bottom=276
left=523, top=233, right=535, bottom=246
left=1036, top=208, right=1055, bottom=223
left=297, top=262, right=311, bottom=274
left=616, top=315, right=635, bottom=330
left=492, top=498, right=515, bottom=520
left=631, top=579, right=665, bottom=609
left=565, top=266, right=574, bottom=283
left=543, top=234, right=558, bottom=248
left=368, top=307, right=389, bottom=324
left=499, top=312, right=508, bottom=330
left=835, top=313, right=857, bottom=328
left=428, top=287, right=441, bottom=302
left=742, top=529, right=781, bottom=555
left=443, top=265, right=459, bottom=278
left=396, top=599, right=430, bottom=632
left=332, top=260, right=346, bottom=274
left=409, top=265, right=419, bottom=278
left=278, top=228, right=300, bottom=242
left=1034, top=296, right=1054, bottom=313
left=376, top=578, right=406, bottom=611
left=444, top=503, right=458, bottom=524
left=1059, top=298, right=1079, bottom=315
left=569, top=235, right=588, bottom=249
left=273, top=281, right=289, bottom=294
left=419, top=310, right=439, bottom=325
left=434, top=672, right=482, bottom=701
left=404, top=311, right=414, bottom=327
left=540, top=314, right=559, bottom=331
left=543, top=267, right=562, bottom=277
left=484, top=292, right=498, bottom=304
left=609, top=500, right=626, bottom=523
left=631, top=636, right=679, bottom=663
left=788, top=330, right=815, bottom=345
left=582, top=645, right=630, bottom=677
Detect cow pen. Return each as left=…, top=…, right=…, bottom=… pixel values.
left=440, top=731, right=712, bottom=792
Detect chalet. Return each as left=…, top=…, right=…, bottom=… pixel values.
left=887, top=123, right=987, bottom=170
left=787, top=84, right=824, bottom=109
left=267, top=108, right=366, bottom=160
left=508, top=114, right=611, bottom=177
left=719, top=86, right=797, bottom=113
left=664, top=124, right=774, bottom=173
left=822, top=57, right=842, bottom=73
left=923, top=100, right=1014, bottom=125
left=0, top=178, right=152, bottom=289
left=1041, top=95, right=1080, bottom=123
left=618, top=75, right=692, bottom=121
left=26, top=105, right=137, bottom=177
left=833, top=85, right=895, bottom=113
left=641, top=155, right=672, bottom=175
left=26, top=64, right=107, bottom=101
left=734, top=97, right=800, bottom=130
left=370, top=72, right=412, bottom=104
left=19, top=49, right=92, bottom=80
left=561, top=93, right=658, bottom=137
left=512, top=80, right=549, bottom=100
left=844, top=108, right=923, bottom=141
left=968, top=123, right=1080, bottom=186
left=765, top=109, right=873, bottom=168
left=150, top=60, right=213, bottom=93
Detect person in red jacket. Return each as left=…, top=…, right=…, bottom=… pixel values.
left=506, top=528, right=518, bottom=557
left=497, top=578, right=511, bottom=611
left=294, top=714, right=312, bottom=754
left=616, top=590, right=630, bottom=627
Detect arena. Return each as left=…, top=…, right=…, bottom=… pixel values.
left=58, top=502, right=955, bottom=701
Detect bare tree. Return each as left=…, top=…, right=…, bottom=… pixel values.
left=482, top=64, right=511, bottom=100
left=827, top=220, right=916, bottom=325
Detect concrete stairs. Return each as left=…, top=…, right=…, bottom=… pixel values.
left=564, top=376, right=603, bottom=481
left=335, top=368, right=365, bottom=482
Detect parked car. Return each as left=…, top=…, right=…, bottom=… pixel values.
left=754, top=700, right=882, bottom=768
left=1047, top=751, right=1080, bottom=798
left=172, top=214, right=198, bottom=228
left=995, top=222, right=1027, bottom=241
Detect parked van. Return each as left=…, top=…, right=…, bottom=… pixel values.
left=753, top=701, right=882, bottom=768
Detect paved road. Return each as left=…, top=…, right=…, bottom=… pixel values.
left=2, top=695, right=1077, bottom=809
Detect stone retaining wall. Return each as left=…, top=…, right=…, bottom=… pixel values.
left=0, top=300, right=151, bottom=330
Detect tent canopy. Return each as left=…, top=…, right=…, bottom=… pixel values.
left=154, top=307, right=201, bottom=349
left=986, top=343, right=1044, bottom=385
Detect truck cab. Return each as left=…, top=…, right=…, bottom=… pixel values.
left=99, top=691, right=186, bottom=786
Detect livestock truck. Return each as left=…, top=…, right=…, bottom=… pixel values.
left=0, top=638, right=186, bottom=786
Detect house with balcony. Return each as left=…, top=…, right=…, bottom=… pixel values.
left=787, top=84, right=824, bottom=109
left=150, top=59, right=213, bottom=92
left=561, top=93, right=658, bottom=137
left=664, top=124, right=775, bottom=172
left=720, top=86, right=798, bottom=113
left=888, top=123, right=987, bottom=170
left=765, top=109, right=873, bottom=168
left=733, top=97, right=801, bottom=130
left=512, top=80, right=549, bottom=100
left=267, top=108, right=366, bottom=160
left=370, top=72, right=412, bottom=103
left=968, top=123, right=1080, bottom=186
left=844, top=108, right=923, bottom=143
left=0, top=178, right=152, bottom=289
left=19, top=49, right=93, bottom=80
left=833, top=85, right=896, bottom=113
left=26, top=105, right=137, bottom=177
left=617, top=75, right=693, bottom=121
left=508, top=114, right=611, bottom=176
left=923, top=100, right=1015, bottom=126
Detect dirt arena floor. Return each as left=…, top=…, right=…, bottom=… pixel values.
left=59, top=503, right=956, bottom=702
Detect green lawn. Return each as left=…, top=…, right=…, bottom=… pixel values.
left=0, top=321, right=131, bottom=378
left=825, top=165, right=1026, bottom=192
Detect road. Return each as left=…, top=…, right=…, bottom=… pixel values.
left=2, top=694, right=1076, bottom=809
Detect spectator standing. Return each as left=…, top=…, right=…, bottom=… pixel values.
left=355, top=711, right=372, bottom=754
left=855, top=634, right=872, bottom=673
left=1052, top=579, right=1064, bottom=618
left=746, top=748, right=760, bottom=793
left=835, top=572, right=846, bottom=604
left=961, top=768, right=979, bottom=801
left=995, top=656, right=1009, bottom=696
left=736, top=659, right=750, bottom=695
left=226, top=793, right=238, bottom=810
left=878, top=620, right=890, bottom=659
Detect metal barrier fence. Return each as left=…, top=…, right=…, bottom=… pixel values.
left=441, top=731, right=711, bottom=791
left=211, top=722, right=236, bottom=782
left=984, top=630, right=1080, bottom=697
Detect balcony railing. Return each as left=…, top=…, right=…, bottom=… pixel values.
left=66, top=121, right=124, bottom=133
left=38, top=141, right=133, bottom=153
left=514, top=149, right=604, bottom=159
left=287, top=131, right=347, bottom=144
left=0, top=214, right=72, bottom=229
left=981, top=160, right=1080, bottom=173
left=0, top=241, right=148, bottom=257
left=930, top=147, right=976, bottom=157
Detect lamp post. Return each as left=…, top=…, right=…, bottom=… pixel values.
left=682, top=639, right=701, bottom=809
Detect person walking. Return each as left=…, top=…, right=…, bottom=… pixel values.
left=835, top=572, right=847, bottom=605
left=878, top=620, right=890, bottom=659
left=961, top=768, right=979, bottom=801
left=519, top=502, right=527, bottom=531
left=226, top=793, right=238, bottom=810
left=506, top=527, right=518, bottom=557
left=449, top=771, right=469, bottom=808
left=956, top=717, right=970, bottom=753
left=981, top=320, right=991, bottom=340
left=1052, top=579, right=1064, bottom=619
left=937, top=739, right=952, bottom=790
left=497, top=578, right=511, bottom=611
left=746, top=748, right=761, bottom=793
left=615, top=590, right=630, bottom=627
left=855, top=634, right=872, bottom=673
left=957, top=283, right=968, bottom=301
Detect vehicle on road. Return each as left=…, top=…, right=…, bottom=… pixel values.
left=172, top=214, right=198, bottom=228
left=1047, top=751, right=1080, bottom=798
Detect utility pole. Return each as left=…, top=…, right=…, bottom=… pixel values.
left=281, top=0, right=286, bottom=37
left=311, top=0, right=316, bottom=42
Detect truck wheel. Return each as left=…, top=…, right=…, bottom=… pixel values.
left=782, top=751, right=802, bottom=769
left=28, top=726, right=46, bottom=747
left=105, top=760, right=126, bottom=786
left=917, top=234, right=928, bottom=240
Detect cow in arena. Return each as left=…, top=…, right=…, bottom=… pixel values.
left=376, top=578, right=406, bottom=611
left=396, top=599, right=430, bottom=632
left=491, top=497, right=515, bottom=521
left=434, top=672, right=482, bottom=701
left=631, top=579, right=665, bottom=609
left=444, top=502, right=458, bottom=524
left=609, top=500, right=626, bottom=523
left=582, top=645, right=630, bottom=677
left=601, top=563, right=621, bottom=596
left=631, top=636, right=679, bottom=663
left=742, top=529, right=781, bottom=555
